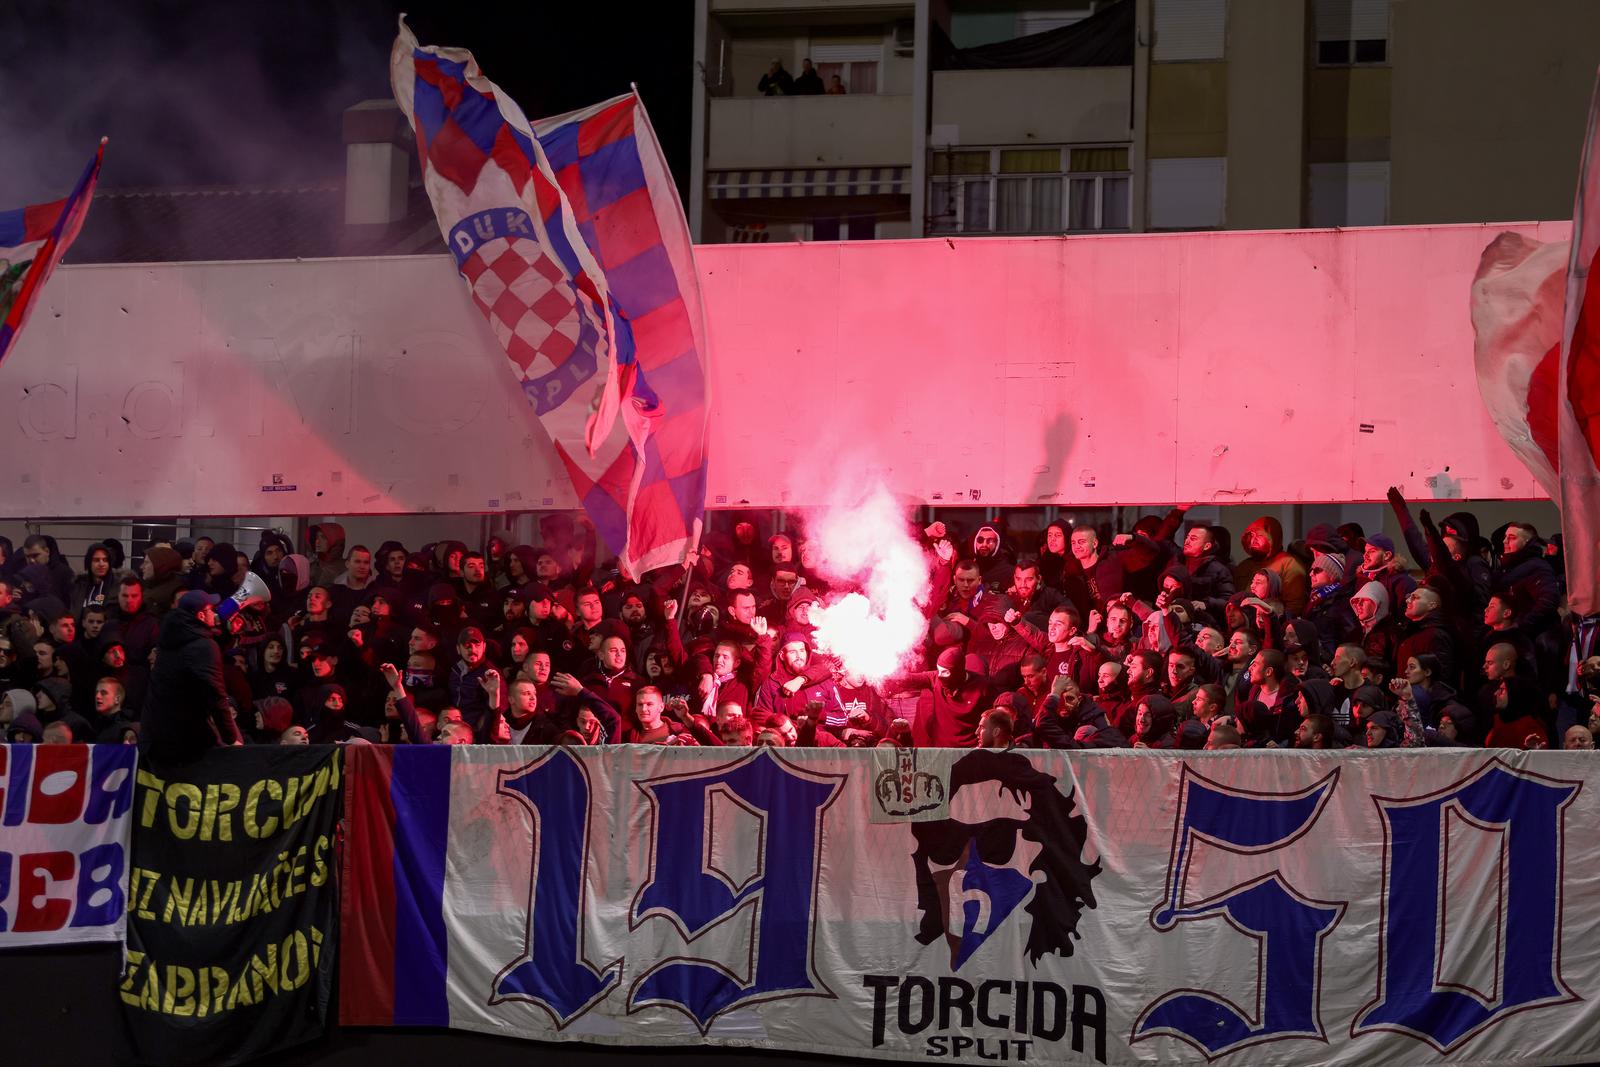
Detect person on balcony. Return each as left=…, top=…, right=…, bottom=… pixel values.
left=758, top=59, right=794, bottom=96
left=793, top=58, right=823, bottom=95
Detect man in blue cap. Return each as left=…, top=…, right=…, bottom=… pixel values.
left=142, top=588, right=254, bottom=763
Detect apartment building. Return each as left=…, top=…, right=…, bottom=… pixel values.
left=689, top=0, right=1600, bottom=242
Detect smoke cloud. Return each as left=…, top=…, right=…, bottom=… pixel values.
left=805, top=483, right=931, bottom=685
left=0, top=0, right=392, bottom=205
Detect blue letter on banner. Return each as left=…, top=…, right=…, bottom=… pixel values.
left=629, top=750, right=844, bottom=1031
left=1134, top=765, right=1345, bottom=1057
left=1352, top=759, right=1580, bottom=1051
left=492, top=748, right=621, bottom=1027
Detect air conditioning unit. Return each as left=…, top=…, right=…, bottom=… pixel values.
left=893, top=20, right=915, bottom=56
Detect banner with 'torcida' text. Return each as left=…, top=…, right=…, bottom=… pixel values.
left=337, top=744, right=1600, bottom=1065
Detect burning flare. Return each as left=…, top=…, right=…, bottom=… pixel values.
left=806, top=486, right=931, bottom=684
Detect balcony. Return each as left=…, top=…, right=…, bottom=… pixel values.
left=707, top=93, right=912, bottom=171
left=931, top=66, right=1132, bottom=147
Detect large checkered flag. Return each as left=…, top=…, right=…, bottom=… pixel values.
left=392, top=21, right=708, bottom=578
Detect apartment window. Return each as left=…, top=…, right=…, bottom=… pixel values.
left=930, top=146, right=1130, bottom=234
left=1067, top=147, right=1130, bottom=230
left=1315, top=0, right=1388, bottom=65
left=1316, top=38, right=1386, bottom=65
left=812, top=43, right=881, bottom=95
left=811, top=215, right=877, bottom=241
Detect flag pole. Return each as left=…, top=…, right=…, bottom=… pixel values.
left=676, top=549, right=695, bottom=622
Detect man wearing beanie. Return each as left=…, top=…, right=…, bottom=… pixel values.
left=140, top=545, right=187, bottom=618
left=895, top=645, right=990, bottom=748
left=142, top=590, right=243, bottom=764
left=1306, top=550, right=1355, bottom=658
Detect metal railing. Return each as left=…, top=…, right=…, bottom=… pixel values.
left=20, top=518, right=291, bottom=569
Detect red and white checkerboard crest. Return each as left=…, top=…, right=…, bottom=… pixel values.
left=459, top=236, right=581, bottom=375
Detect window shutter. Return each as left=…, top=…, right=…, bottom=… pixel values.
left=810, top=43, right=883, bottom=63
left=1309, top=161, right=1389, bottom=227
left=1153, top=0, right=1227, bottom=62
left=1148, top=157, right=1226, bottom=228
left=1315, top=0, right=1389, bottom=42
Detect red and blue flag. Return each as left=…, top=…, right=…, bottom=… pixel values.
left=0, top=140, right=104, bottom=365
left=391, top=21, right=708, bottom=579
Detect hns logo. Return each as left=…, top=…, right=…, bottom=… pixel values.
left=874, top=747, right=945, bottom=818
left=909, top=750, right=1100, bottom=968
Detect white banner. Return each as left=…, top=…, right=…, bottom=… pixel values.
left=0, top=744, right=135, bottom=948
left=341, top=745, right=1600, bottom=1065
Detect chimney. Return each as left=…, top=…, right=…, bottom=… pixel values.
left=343, top=99, right=411, bottom=227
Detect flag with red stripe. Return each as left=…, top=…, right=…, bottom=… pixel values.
left=391, top=21, right=707, bottom=579
left=1559, top=72, right=1600, bottom=615
left=0, top=140, right=104, bottom=364
left=338, top=744, right=453, bottom=1027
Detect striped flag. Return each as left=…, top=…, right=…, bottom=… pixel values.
left=1559, top=73, right=1600, bottom=615
left=0, top=140, right=104, bottom=364
left=391, top=21, right=708, bottom=579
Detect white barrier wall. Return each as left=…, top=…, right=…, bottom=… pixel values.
left=0, top=222, right=1566, bottom=516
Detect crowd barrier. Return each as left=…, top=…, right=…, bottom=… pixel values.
left=2, top=741, right=1599, bottom=1066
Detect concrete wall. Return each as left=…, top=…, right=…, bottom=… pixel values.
left=931, top=66, right=1133, bottom=146
left=727, top=35, right=793, bottom=98
left=1223, top=0, right=1306, bottom=229
left=1390, top=0, right=1600, bottom=224
left=3, top=222, right=1565, bottom=518
left=707, top=93, right=913, bottom=168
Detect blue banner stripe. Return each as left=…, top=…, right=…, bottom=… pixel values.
left=390, top=745, right=453, bottom=1025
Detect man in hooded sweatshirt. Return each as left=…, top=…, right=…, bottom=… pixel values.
left=753, top=632, right=843, bottom=726
left=1232, top=516, right=1309, bottom=616
left=970, top=522, right=1015, bottom=588
left=308, top=523, right=349, bottom=589
left=142, top=590, right=243, bottom=763
left=1348, top=581, right=1400, bottom=678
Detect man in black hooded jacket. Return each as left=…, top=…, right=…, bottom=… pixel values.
left=1495, top=524, right=1561, bottom=636
left=142, top=590, right=243, bottom=763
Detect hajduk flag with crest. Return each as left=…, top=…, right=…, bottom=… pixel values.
left=0, top=140, right=104, bottom=364
left=391, top=20, right=709, bottom=579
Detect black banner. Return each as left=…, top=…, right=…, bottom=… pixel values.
left=120, top=746, right=342, bottom=1065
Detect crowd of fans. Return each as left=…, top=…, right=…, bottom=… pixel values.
left=1, top=487, right=1598, bottom=760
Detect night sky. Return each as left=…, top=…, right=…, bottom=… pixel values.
left=0, top=0, right=696, bottom=204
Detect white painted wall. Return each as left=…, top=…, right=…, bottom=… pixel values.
left=3, top=220, right=1563, bottom=518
